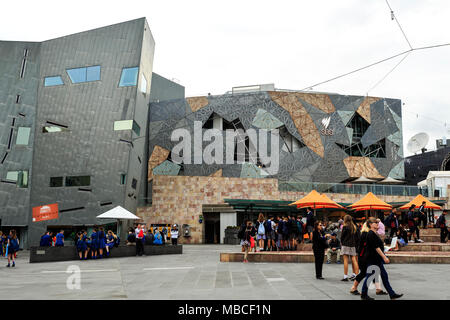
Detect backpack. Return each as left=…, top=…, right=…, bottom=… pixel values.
left=114, top=236, right=120, bottom=247
left=257, top=222, right=265, bottom=235
left=264, top=220, right=273, bottom=233
left=10, top=238, right=19, bottom=250
left=138, top=229, right=144, bottom=238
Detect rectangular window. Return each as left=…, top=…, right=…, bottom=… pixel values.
left=43, top=121, right=69, bottom=133
left=66, top=66, right=101, bottom=84
left=131, top=178, right=137, bottom=189
left=16, top=95, right=21, bottom=103
left=44, top=76, right=64, bottom=87
left=114, top=120, right=140, bottom=136
left=132, top=121, right=140, bottom=136
left=65, top=176, right=90, bottom=187
left=119, top=67, right=139, bottom=87
left=50, top=177, right=63, bottom=187
left=6, top=170, right=28, bottom=188
left=140, top=74, right=147, bottom=93
left=16, top=127, right=31, bottom=145
left=120, top=174, right=126, bottom=185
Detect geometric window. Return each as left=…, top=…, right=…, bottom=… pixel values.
left=119, top=67, right=139, bottom=87
left=279, top=126, right=305, bottom=153
left=44, top=76, right=64, bottom=87
left=120, top=174, right=126, bottom=185
left=140, top=74, right=147, bottom=93
left=16, top=127, right=31, bottom=145
left=336, top=113, right=386, bottom=158
left=66, top=66, right=101, bottom=84
left=65, top=176, right=90, bottom=187
left=114, top=120, right=140, bottom=136
left=50, top=177, right=64, bottom=187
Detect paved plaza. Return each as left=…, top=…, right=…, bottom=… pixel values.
left=0, top=244, right=449, bottom=300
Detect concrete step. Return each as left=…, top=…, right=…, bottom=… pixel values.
left=420, top=235, right=441, bottom=242
left=398, top=242, right=450, bottom=252
left=220, top=250, right=450, bottom=264
left=419, top=228, right=441, bottom=236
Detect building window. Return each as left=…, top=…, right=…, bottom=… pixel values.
left=65, top=176, right=90, bottom=187
left=140, top=74, right=147, bottom=93
left=44, top=76, right=64, bottom=87
left=131, top=178, right=137, bottom=189
left=114, top=120, right=140, bottom=136
left=66, top=66, right=101, bottom=84
left=6, top=170, right=28, bottom=188
left=16, top=127, right=31, bottom=145
left=120, top=174, right=126, bottom=185
left=119, top=67, right=139, bottom=87
left=50, top=177, right=63, bottom=187
left=43, top=121, right=69, bottom=133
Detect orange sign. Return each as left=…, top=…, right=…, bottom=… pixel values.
left=32, top=203, right=59, bottom=222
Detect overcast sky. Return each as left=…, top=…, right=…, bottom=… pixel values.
left=1, top=0, right=449, bottom=156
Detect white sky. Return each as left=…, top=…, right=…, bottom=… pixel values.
left=1, top=0, right=449, bottom=156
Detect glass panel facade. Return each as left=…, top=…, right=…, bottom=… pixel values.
left=65, top=176, right=90, bottom=187
left=44, top=76, right=64, bottom=87
left=50, top=177, right=63, bottom=187
left=114, top=120, right=133, bottom=131
left=119, top=67, right=139, bottom=87
left=6, top=171, right=18, bottom=181
left=132, top=121, right=141, bottom=136
left=6, top=170, right=28, bottom=187
left=67, top=66, right=101, bottom=83
left=16, top=127, right=31, bottom=145
left=140, top=74, right=147, bottom=93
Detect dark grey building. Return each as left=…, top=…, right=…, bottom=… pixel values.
left=0, top=18, right=183, bottom=247
left=405, top=145, right=450, bottom=185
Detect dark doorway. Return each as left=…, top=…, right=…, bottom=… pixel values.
left=205, top=220, right=220, bottom=244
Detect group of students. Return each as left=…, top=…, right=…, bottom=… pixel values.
left=75, top=228, right=119, bottom=260
left=39, top=230, right=65, bottom=247
left=313, top=215, right=404, bottom=300
left=126, top=224, right=179, bottom=256
left=0, top=230, right=20, bottom=268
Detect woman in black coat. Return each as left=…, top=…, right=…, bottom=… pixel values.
left=312, top=221, right=329, bottom=279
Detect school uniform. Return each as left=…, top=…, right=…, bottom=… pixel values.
left=98, top=230, right=106, bottom=250
left=76, top=236, right=87, bottom=253
left=312, top=230, right=328, bottom=279
left=91, top=231, right=99, bottom=253
left=55, top=233, right=64, bottom=247
left=106, top=235, right=115, bottom=249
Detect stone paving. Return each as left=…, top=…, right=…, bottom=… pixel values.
left=0, top=244, right=449, bottom=300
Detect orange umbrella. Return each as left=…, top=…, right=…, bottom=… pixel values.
left=347, top=192, right=392, bottom=212
left=289, top=190, right=344, bottom=209
left=398, top=194, right=442, bottom=210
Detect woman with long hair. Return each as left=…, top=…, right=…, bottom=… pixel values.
left=98, top=227, right=106, bottom=258
left=255, top=213, right=266, bottom=252
left=76, top=231, right=87, bottom=260
left=6, top=230, right=19, bottom=267
left=312, top=221, right=329, bottom=279
left=340, top=215, right=360, bottom=281
left=240, top=220, right=256, bottom=263
left=105, top=230, right=116, bottom=256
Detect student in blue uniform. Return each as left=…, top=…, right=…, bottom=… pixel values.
left=76, top=231, right=88, bottom=260
left=91, top=228, right=99, bottom=259
left=105, top=230, right=116, bottom=256
left=6, top=230, right=20, bottom=267
left=98, top=227, right=106, bottom=258
left=83, top=230, right=92, bottom=259
left=40, top=232, right=52, bottom=247
left=55, top=230, right=64, bottom=247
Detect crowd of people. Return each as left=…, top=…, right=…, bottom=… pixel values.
left=238, top=206, right=450, bottom=300
left=0, top=230, right=20, bottom=267
left=125, top=224, right=179, bottom=256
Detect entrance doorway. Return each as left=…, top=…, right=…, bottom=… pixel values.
left=204, top=213, right=220, bottom=244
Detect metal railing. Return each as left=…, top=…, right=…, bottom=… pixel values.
left=278, top=181, right=443, bottom=197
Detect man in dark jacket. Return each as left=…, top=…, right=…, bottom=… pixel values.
left=306, top=208, right=315, bottom=243
left=437, top=210, right=449, bottom=243
left=418, top=201, right=427, bottom=229
left=326, top=233, right=341, bottom=264
left=388, top=208, right=399, bottom=239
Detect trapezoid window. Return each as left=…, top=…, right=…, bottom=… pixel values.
left=114, top=120, right=140, bottom=136
left=15, top=127, right=31, bottom=145
left=43, top=121, right=69, bottom=133
left=119, top=67, right=139, bottom=87
left=50, top=177, right=63, bottom=187
left=44, top=76, right=64, bottom=87
left=65, top=176, right=90, bottom=187
left=278, top=126, right=305, bottom=153
left=66, top=65, right=101, bottom=84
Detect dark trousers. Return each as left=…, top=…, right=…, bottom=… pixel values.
left=136, top=239, right=144, bottom=256
left=171, top=238, right=178, bottom=246
left=415, top=225, right=420, bottom=239
left=389, top=227, right=398, bottom=239
left=314, top=250, right=324, bottom=278
left=420, top=214, right=427, bottom=228
left=355, top=260, right=368, bottom=283
left=441, top=228, right=449, bottom=243
left=361, top=262, right=396, bottom=298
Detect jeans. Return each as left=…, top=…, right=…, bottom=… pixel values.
left=326, top=248, right=341, bottom=262
left=361, top=261, right=396, bottom=297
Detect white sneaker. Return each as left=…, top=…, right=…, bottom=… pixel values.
left=418, top=239, right=424, bottom=243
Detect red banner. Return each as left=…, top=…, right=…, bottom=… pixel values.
left=32, top=203, right=59, bottom=222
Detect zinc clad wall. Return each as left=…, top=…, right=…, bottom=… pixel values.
left=0, top=41, right=40, bottom=230
left=29, top=18, right=150, bottom=245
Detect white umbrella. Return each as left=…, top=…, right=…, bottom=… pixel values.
left=378, top=177, right=404, bottom=184
left=352, top=176, right=378, bottom=184
left=96, top=206, right=142, bottom=238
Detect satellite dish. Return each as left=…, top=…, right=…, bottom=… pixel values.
left=407, top=132, right=429, bottom=154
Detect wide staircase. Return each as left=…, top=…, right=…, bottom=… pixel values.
left=220, top=227, right=450, bottom=264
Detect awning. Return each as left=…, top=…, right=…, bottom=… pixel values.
left=347, top=192, right=392, bottom=211
left=398, top=194, right=442, bottom=210
left=96, top=206, right=141, bottom=220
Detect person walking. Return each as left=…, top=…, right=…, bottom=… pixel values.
left=255, top=213, right=266, bottom=252
left=312, top=221, right=329, bottom=280
left=171, top=224, right=179, bottom=245
left=407, top=205, right=422, bottom=243
left=359, top=217, right=403, bottom=300
left=437, top=210, right=449, bottom=243
left=6, top=230, right=19, bottom=267
left=340, top=215, right=360, bottom=282
left=418, top=201, right=427, bottom=229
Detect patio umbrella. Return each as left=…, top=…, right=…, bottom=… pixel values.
left=378, top=177, right=404, bottom=184
left=96, top=206, right=142, bottom=238
left=398, top=194, right=442, bottom=210
left=352, top=176, right=378, bottom=184
left=347, top=192, right=392, bottom=212
left=289, top=190, right=342, bottom=209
